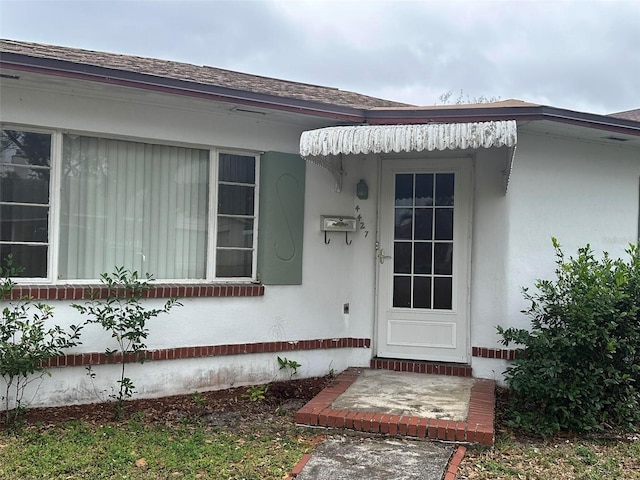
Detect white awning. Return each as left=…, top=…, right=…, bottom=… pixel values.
left=300, top=120, right=517, bottom=192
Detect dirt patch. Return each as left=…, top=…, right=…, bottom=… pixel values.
left=10, top=376, right=335, bottom=430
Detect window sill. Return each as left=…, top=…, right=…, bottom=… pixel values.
left=8, top=283, right=265, bottom=301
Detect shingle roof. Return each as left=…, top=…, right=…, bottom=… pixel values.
left=609, top=109, right=640, bottom=122
left=0, top=39, right=409, bottom=110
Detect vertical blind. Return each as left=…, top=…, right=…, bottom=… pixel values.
left=60, top=135, right=209, bottom=280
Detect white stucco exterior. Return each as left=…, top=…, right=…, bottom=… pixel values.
left=1, top=68, right=639, bottom=407
left=471, top=129, right=640, bottom=380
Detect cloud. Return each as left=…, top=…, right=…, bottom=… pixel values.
left=1, top=0, right=638, bottom=113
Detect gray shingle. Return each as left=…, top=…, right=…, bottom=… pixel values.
left=0, top=39, right=410, bottom=110
left=609, top=109, right=640, bottom=122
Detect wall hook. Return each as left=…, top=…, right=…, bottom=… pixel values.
left=345, top=232, right=352, bottom=245
left=324, top=231, right=331, bottom=244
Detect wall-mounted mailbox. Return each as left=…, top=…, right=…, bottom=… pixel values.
left=320, top=215, right=357, bottom=245
left=320, top=215, right=357, bottom=232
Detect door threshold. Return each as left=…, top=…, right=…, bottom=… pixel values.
left=370, top=357, right=472, bottom=377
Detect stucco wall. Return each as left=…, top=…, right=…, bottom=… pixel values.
left=1, top=76, right=372, bottom=407
left=471, top=130, right=640, bottom=381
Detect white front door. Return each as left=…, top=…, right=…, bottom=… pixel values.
left=376, top=158, right=471, bottom=363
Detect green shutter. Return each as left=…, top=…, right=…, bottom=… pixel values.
left=258, top=152, right=305, bottom=285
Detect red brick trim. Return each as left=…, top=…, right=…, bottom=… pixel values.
left=9, top=283, right=265, bottom=301
left=285, top=435, right=324, bottom=479
left=370, top=357, right=472, bottom=377
left=472, top=346, right=521, bottom=360
left=296, top=368, right=496, bottom=446
left=41, top=337, right=371, bottom=368
left=444, top=445, right=467, bottom=480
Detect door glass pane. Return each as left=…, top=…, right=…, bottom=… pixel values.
left=433, top=277, right=453, bottom=309
left=434, top=209, right=453, bottom=240
left=395, top=174, right=413, bottom=206
left=393, top=242, right=412, bottom=274
left=394, top=208, right=413, bottom=240
left=391, top=171, right=456, bottom=311
left=414, top=242, right=432, bottom=274
left=413, top=276, right=432, bottom=309
left=435, top=173, right=454, bottom=206
left=393, top=276, right=411, bottom=307
left=415, top=174, right=433, bottom=206
left=434, top=243, right=453, bottom=275
left=414, top=208, right=433, bottom=240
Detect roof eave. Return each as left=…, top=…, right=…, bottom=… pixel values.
left=0, top=52, right=368, bottom=123
left=2, top=51, right=639, bottom=138
left=366, top=105, right=640, bottom=137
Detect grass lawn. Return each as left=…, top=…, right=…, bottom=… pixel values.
left=459, top=432, right=640, bottom=479
left=1, top=377, right=639, bottom=479
left=0, top=417, right=316, bottom=479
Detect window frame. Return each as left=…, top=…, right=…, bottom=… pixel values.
left=0, top=126, right=58, bottom=283
left=1, top=124, right=261, bottom=284
left=208, top=148, right=261, bottom=283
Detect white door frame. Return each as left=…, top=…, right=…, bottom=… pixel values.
left=374, top=155, right=473, bottom=363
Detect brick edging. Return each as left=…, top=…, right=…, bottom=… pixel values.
left=472, top=346, right=521, bottom=360
left=296, top=368, right=496, bottom=445
left=42, top=338, right=372, bottom=368
left=370, top=357, right=472, bottom=377
left=444, top=445, right=467, bottom=480
left=9, top=283, right=265, bottom=301
left=466, top=379, right=496, bottom=445
left=285, top=435, right=324, bottom=479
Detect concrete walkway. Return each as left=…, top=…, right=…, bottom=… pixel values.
left=295, top=435, right=453, bottom=480
left=292, top=366, right=496, bottom=479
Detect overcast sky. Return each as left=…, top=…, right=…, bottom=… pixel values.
left=1, top=0, right=638, bottom=114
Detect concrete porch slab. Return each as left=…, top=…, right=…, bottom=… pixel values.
left=296, top=367, right=495, bottom=445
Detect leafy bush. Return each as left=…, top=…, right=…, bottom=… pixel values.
left=0, top=256, right=83, bottom=427
left=72, top=267, right=180, bottom=418
left=498, top=238, right=640, bottom=435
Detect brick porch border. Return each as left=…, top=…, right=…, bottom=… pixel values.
left=370, top=357, right=473, bottom=377
left=295, top=367, right=496, bottom=445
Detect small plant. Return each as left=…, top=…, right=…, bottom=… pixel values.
left=0, top=255, right=83, bottom=427
left=498, top=238, right=640, bottom=435
left=243, top=384, right=268, bottom=402
left=327, top=361, right=336, bottom=378
left=72, top=267, right=181, bottom=418
left=191, top=391, right=207, bottom=410
left=277, top=356, right=301, bottom=380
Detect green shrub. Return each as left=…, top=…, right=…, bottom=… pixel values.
left=72, top=267, right=180, bottom=418
left=498, top=238, right=640, bottom=435
left=1, top=256, right=83, bottom=427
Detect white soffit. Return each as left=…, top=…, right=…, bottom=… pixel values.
left=300, top=120, right=518, bottom=192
